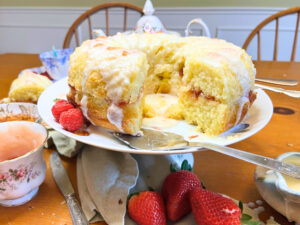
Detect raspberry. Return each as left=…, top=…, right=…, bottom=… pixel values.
left=59, top=108, right=83, bottom=132
left=51, top=100, right=74, bottom=121
left=55, top=99, right=69, bottom=105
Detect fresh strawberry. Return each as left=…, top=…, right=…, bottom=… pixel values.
left=59, top=108, right=83, bottom=132
left=162, top=160, right=201, bottom=221
left=190, top=188, right=241, bottom=225
left=51, top=99, right=74, bottom=121
left=128, top=191, right=166, bottom=225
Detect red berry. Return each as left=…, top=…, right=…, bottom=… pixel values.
left=51, top=100, right=74, bottom=121
left=190, top=188, right=241, bottom=225
left=162, top=170, right=201, bottom=221
left=128, top=191, right=166, bottom=225
left=59, top=108, right=83, bottom=132
left=55, top=99, right=69, bottom=105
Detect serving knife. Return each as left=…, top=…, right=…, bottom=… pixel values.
left=255, top=77, right=298, bottom=86
left=50, top=152, right=88, bottom=225
left=255, top=83, right=300, bottom=98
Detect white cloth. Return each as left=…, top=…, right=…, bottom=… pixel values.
left=76, top=145, right=196, bottom=225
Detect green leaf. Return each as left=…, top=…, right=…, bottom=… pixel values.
left=201, top=181, right=206, bottom=189
left=180, top=160, right=192, bottom=171
left=127, top=192, right=139, bottom=202
left=148, top=187, right=155, bottom=192
left=170, top=163, right=177, bottom=173
left=53, top=98, right=59, bottom=103
left=241, top=220, right=261, bottom=225
left=241, top=213, right=252, bottom=220
left=239, top=200, right=244, bottom=213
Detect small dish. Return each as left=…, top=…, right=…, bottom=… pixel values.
left=0, top=121, right=47, bottom=207
left=275, top=152, right=300, bottom=201
left=255, top=152, right=300, bottom=224
left=0, top=103, right=40, bottom=122
left=39, top=48, right=73, bottom=81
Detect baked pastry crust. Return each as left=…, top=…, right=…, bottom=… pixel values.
left=8, top=71, right=52, bottom=103
left=68, top=33, right=256, bottom=135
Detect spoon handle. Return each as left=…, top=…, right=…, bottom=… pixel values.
left=199, top=143, right=300, bottom=179
left=255, top=83, right=300, bottom=98
left=255, top=77, right=298, bottom=86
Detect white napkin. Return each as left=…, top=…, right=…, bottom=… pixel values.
left=77, top=145, right=195, bottom=225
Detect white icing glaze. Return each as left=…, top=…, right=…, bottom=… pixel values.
left=142, top=117, right=178, bottom=129
left=107, top=104, right=124, bottom=132
left=80, top=95, right=95, bottom=125
left=144, top=94, right=179, bottom=117
left=234, top=96, right=249, bottom=126
left=216, top=50, right=251, bottom=97
left=78, top=39, right=143, bottom=132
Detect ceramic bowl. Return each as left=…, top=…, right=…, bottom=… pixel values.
left=0, top=121, right=47, bottom=207
left=254, top=152, right=300, bottom=224
left=39, top=48, right=73, bottom=81
left=275, top=152, right=300, bottom=201
left=0, top=102, right=39, bottom=122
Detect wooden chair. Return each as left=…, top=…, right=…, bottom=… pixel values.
left=243, top=7, right=300, bottom=61
left=63, top=2, right=143, bottom=49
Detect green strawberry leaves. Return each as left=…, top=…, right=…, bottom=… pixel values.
left=239, top=200, right=261, bottom=225
left=170, top=160, right=192, bottom=173
left=181, top=160, right=192, bottom=171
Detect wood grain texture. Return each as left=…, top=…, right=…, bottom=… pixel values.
left=0, top=54, right=299, bottom=225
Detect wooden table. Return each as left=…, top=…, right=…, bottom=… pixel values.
left=0, top=53, right=299, bottom=225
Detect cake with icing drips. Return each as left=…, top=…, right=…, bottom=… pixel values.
left=67, top=33, right=256, bottom=135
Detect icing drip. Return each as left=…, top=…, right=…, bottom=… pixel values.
left=80, top=95, right=95, bottom=125
left=107, top=104, right=124, bottom=132
left=79, top=40, right=140, bottom=132
left=234, top=96, right=249, bottom=126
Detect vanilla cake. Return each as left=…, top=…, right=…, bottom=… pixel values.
left=8, top=71, right=52, bottom=103
left=68, top=33, right=256, bottom=135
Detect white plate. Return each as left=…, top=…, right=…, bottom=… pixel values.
left=38, top=77, right=273, bottom=154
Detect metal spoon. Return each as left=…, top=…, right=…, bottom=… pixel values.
left=255, top=83, right=300, bottom=98
left=112, top=129, right=300, bottom=179
left=255, top=77, right=298, bottom=86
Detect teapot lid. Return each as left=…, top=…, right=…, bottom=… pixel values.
left=134, top=0, right=166, bottom=33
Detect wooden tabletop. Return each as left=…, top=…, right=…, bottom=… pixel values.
left=0, top=53, right=299, bottom=225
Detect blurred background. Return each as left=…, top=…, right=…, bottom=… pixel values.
left=0, top=0, right=299, bottom=60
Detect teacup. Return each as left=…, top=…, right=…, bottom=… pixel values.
left=0, top=102, right=39, bottom=122
left=0, top=121, right=47, bottom=207
left=39, top=48, right=73, bottom=81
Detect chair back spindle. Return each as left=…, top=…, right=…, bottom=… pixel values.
left=63, top=3, right=143, bottom=48
left=87, top=16, right=93, bottom=39
left=105, top=8, right=110, bottom=36
left=273, top=18, right=279, bottom=61
left=257, top=31, right=261, bottom=61
left=291, top=12, right=300, bottom=61
left=123, top=7, right=128, bottom=32
left=243, top=7, right=300, bottom=61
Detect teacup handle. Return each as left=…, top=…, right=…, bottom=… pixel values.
left=185, top=18, right=211, bottom=37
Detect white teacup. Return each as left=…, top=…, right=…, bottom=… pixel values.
left=0, top=121, right=47, bottom=207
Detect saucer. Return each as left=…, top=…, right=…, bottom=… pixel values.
left=0, top=187, right=39, bottom=207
